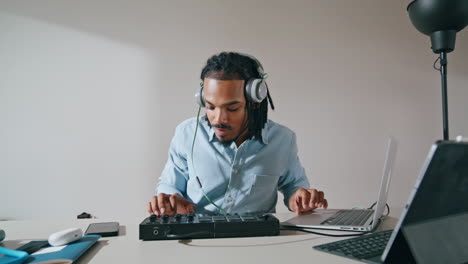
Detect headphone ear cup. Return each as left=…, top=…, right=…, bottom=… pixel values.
left=245, top=78, right=267, bottom=103
left=195, top=87, right=205, bottom=107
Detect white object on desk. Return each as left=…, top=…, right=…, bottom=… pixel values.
left=48, top=228, right=83, bottom=246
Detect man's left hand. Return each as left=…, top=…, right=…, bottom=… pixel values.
left=289, top=188, right=328, bottom=215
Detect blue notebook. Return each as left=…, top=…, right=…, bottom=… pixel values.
left=24, top=235, right=100, bottom=264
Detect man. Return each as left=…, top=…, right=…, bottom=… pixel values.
left=148, top=52, right=327, bottom=216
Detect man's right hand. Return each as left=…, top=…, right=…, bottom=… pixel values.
left=147, top=193, right=196, bottom=216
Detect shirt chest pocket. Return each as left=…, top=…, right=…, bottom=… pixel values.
left=248, top=174, right=280, bottom=196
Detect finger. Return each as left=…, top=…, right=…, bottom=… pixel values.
left=311, top=190, right=324, bottom=208
left=307, top=189, right=318, bottom=209
left=147, top=202, right=152, bottom=214
left=318, top=191, right=324, bottom=203
left=157, top=193, right=166, bottom=215
left=301, top=190, right=312, bottom=210
left=151, top=196, right=160, bottom=216
left=289, top=195, right=297, bottom=212
left=162, top=195, right=175, bottom=216
left=295, top=195, right=302, bottom=215
left=169, top=195, right=178, bottom=214
left=180, top=197, right=196, bottom=214
left=323, top=199, right=328, bottom=209
left=291, top=188, right=306, bottom=214
left=315, top=191, right=325, bottom=208
left=185, top=203, right=196, bottom=214
left=189, top=204, right=196, bottom=213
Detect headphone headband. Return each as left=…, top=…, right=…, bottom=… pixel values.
left=238, top=53, right=264, bottom=75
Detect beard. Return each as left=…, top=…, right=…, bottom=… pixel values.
left=205, top=115, right=248, bottom=145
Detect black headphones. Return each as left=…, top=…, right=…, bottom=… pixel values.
left=195, top=53, right=268, bottom=107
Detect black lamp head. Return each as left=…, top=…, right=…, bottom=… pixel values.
left=407, top=0, right=468, bottom=53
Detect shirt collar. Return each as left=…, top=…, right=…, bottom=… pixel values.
left=206, top=117, right=269, bottom=145
left=208, top=126, right=215, bottom=142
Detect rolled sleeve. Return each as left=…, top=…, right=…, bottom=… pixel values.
left=277, top=132, right=310, bottom=209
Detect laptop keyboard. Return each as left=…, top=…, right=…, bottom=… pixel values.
left=314, top=229, right=393, bottom=260
left=321, top=209, right=374, bottom=226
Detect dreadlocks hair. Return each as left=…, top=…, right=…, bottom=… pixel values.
left=200, top=52, right=275, bottom=142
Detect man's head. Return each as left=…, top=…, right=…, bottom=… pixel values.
left=199, top=52, right=274, bottom=146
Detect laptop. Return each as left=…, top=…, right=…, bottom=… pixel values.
left=313, top=140, right=468, bottom=264
left=282, top=137, right=397, bottom=232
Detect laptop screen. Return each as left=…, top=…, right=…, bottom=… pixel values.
left=371, top=137, right=397, bottom=228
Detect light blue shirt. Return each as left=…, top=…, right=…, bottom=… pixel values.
left=156, top=116, right=310, bottom=214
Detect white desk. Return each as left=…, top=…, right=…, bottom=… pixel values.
left=0, top=212, right=397, bottom=264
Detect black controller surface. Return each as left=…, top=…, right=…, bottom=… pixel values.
left=139, top=213, right=280, bottom=240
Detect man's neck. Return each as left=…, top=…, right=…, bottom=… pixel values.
left=234, top=128, right=250, bottom=147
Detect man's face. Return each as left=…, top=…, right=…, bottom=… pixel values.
left=203, top=77, right=248, bottom=145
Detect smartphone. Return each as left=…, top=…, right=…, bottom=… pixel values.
left=85, top=222, right=119, bottom=237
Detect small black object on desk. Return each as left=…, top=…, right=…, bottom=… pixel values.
left=77, top=212, right=92, bottom=219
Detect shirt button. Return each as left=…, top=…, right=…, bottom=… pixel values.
left=232, top=169, right=239, bottom=174
left=227, top=196, right=233, bottom=202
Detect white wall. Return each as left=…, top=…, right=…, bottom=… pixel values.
left=1, top=0, right=467, bottom=220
